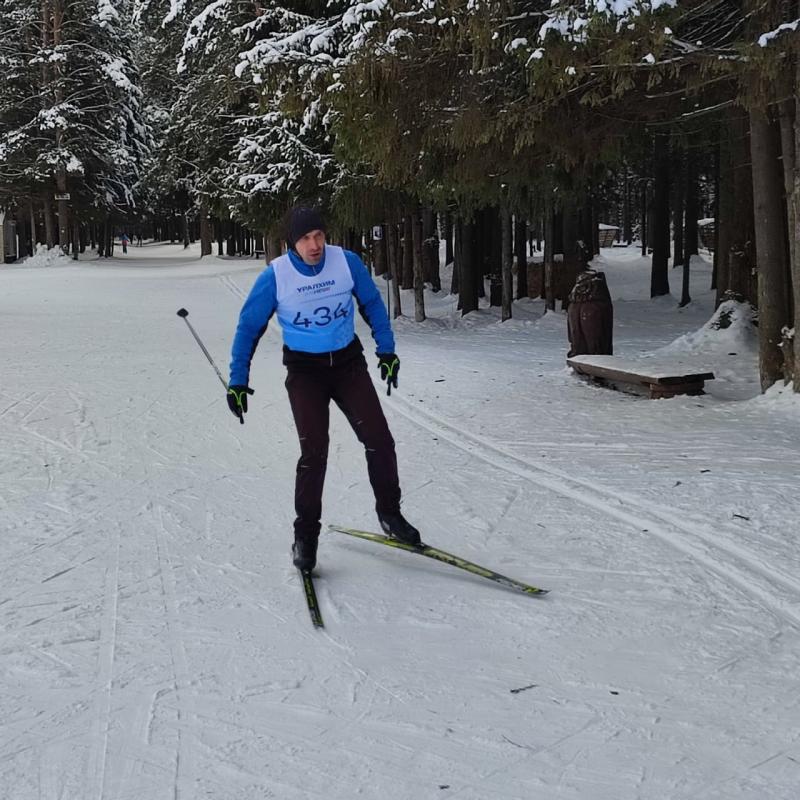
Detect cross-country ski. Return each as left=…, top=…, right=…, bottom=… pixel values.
left=329, top=526, right=548, bottom=596
left=299, top=569, right=324, bottom=628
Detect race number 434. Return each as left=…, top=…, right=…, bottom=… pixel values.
left=293, top=303, right=349, bottom=328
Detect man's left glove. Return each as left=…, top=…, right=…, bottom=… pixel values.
left=227, top=385, right=255, bottom=424
left=377, top=353, right=400, bottom=395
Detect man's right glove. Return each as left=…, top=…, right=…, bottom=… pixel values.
left=377, top=353, right=400, bottom=395
left=227, top=385, right=254, bottom=424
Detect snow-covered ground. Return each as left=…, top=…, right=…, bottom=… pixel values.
left=2, top=242, right=799, bottom=799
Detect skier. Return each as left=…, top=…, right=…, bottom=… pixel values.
left=227, top=206, right=420, bottom=571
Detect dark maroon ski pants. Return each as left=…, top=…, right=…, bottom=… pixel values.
left=284, top=346, right=401, bottom=542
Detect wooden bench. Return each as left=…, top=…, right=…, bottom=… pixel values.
left=567, top=355, right=715, bottom=399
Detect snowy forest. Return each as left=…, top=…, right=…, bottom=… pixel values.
left=1, top=0, right=799, bottom=392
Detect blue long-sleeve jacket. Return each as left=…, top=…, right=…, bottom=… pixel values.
left=229, top=247, right=395, bottom=386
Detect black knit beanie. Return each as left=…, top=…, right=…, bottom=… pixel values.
left=286, top=206, right=326, bottom=249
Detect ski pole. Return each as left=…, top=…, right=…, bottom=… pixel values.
left=176, top=308, right=228, bottom=390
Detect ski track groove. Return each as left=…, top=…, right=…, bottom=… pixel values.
left=152, top=501, right=193, bottom=800
left=386, top=393, right=800, bottom=630
left=0, top=396, right=25, bottom=419
left=91, top=521, right=121, bottom=800
left=218, top=274, right=246, bottom=301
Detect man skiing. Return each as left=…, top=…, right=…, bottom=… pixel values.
left=227, top=206, right=420, bottom=572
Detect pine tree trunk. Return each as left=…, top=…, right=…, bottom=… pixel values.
left=444, top=212, right=454, bottom=266
left=750, top=107, right=792, bottom=391
left=681, top=151, right=698, bottom=307
left=56, top=176, right=69, bottom=253
left=640, top=182, right=648, bottom=257
left=386, top=222, right=402, bottom=318
left=501, top=209, right=513, bottom=321
left=373, top=225, right=387, bottom=276
left=716, top=129, right=733, bottom=303
left=476, top=216, right=486, bottom=299
left=514, top=215, right=528, bottom=299
left=29, top=201, right=37, bottom=254
left=650, top=133, right=671, bottom=297
left=101, top=218, right=111, bottom=257
left=11, top=210, right=25, bottom=259
left=459, top=218, right=478, bottom=315
left=43, top=199, right=55, bottom=249
left=685, top=156, right=700, bottom=261
left=561, top=202, right=585, bottom=310
left=200, top=203, right=212, bottom=256
left=544, top=194, right=556, bottom=312
left=731, top=113, right=757, bottom=302
left=266, top=236, right=282, bottom=261
left=71, top=218, right=79, bottom=261
left=487, top=208, right=503, bottom=307
left=779, top=97, right=796, bottom=332
left=711, top=138, right=721, bottom=292
left=401, top=214, right=414, bottom=289
left=623, top=167, right=633, bottom=244
left=452, top=217, right=461, bottom=298
left=673, top=147, right=684, bottom=268
left=793, top=58, right=800, bottom=392
left=411, top=210, right=424, bottom=288
left=422, top=207, right=440, bottom=291
left=412, top=212, right=426, bottom=322
left=0, top=212, right=7, bottom=262
left=580, top=198, right=595, bottom=258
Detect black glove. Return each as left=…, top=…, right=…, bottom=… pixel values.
left=377, top=353, right=399, bottom=395
left=227, top=385, right=254, bottom=424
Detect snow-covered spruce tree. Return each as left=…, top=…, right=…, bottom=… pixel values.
left=176, top=0, right=321, bottom=250
left=0, top=0, right=148, bottom=251
left=137, top=1, right=339, bottom=250
left=0, top=1, right=41, bottom=249
left=229, top=1, right=352, bottom=236
left=132, top=0, right=202, bottom=245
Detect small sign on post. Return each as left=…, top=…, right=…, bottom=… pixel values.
left=54, top=193, right=71, bottom=201
left=372, top=225, right=383, bottom=241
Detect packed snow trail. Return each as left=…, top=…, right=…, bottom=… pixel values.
left=2, top=243, right=800, bottom=799
left=384, top=391, right=800, bottom=629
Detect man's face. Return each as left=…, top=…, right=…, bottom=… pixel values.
left=294, top=230, right=326, bottom=265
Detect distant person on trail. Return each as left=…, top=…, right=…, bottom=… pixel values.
left=226, top=205, right=420, bottom=572
left=120, top=233, right=129, bottom=254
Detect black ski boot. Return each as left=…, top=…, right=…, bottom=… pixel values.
left=292, top=537, right=318, bottom=571
left=377, top=511, right=421, bottom=546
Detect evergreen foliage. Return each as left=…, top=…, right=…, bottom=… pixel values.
left=0, top=0, right=148, bottom=224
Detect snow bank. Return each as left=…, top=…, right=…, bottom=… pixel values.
left=757, top=380, right=800, bottom=410
left=18, top=244, right=74, bottom=268
left=655, top=299, right=759, bottom=398
left=659, top=299, right=757, bottom=358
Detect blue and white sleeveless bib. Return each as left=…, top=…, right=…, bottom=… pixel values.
left=272, top=245, right=356, bottom=352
